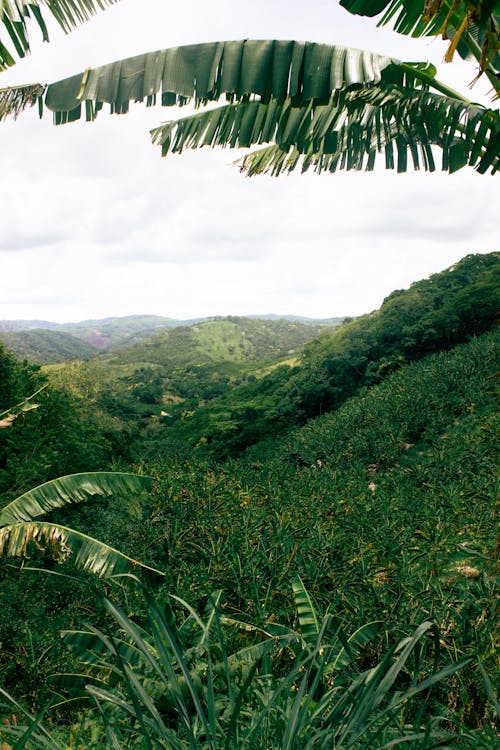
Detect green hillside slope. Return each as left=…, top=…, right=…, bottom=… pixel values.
left=138, top=328, right=498, bottom=732
left=156, top=252, right=498, bottom=457
left=0, top=329, right=98, bottom=364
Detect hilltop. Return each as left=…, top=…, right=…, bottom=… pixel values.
left=107, top=316, right=335, bottom=368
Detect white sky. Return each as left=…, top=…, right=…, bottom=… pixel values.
left=0, top=0, right=497, bottom=323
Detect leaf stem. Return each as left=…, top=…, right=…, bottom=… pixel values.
left=400, top=63, right=472, bottom=102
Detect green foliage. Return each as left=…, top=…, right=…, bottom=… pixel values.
left=340, top=0, right=499, bottom=92
left=0, top=0, right=120, bottom=72
left=143, top=329, right=499, bottom=730
left=0, top=260, right=498, bottom=742
left=0, top=585, right=478, bottom=749
left=0, top=342, right=41, bottom=415
left=37, top=36, right=498, bottom=174
left=0, top=471, right=162, bottom=716
left=0, top=472, right=161, bottom=581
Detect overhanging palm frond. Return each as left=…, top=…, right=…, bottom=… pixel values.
left=12, top=38, right=498, bottom=176
left=0, top=471, right=153, bottom=525
left=0, top=0, right=121, bottom=70
left=340, top=0, right=500, bottom=92
left=43, top=39, right=399, bottom=122
left=0, top=521, right=164, bottom=579
left=0, top=82, right=45, bottom=119
left=151, top=84, right=500, bottom=174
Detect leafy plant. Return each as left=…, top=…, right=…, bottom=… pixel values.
left=0, top=579, right=480, bottom=749
left=340, top=0, right=499, bottom=91
left=0, top=472, right=162, bottom=580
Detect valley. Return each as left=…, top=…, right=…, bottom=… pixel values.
left=0, top=252, right=498, bottom=748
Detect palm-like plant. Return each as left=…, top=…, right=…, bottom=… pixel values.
left=0, top=471, right=164, bottom=579
left=0, top=3, right=498, bottom=174
left=0, top=1, right=121, bottom=117
left=340, top=0, right=499, bottom=90
left=0, top=0, right=120, bottom=70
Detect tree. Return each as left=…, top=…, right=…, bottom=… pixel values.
left=0, top=2, right=498, bottom=174
left=0, top=471, right=164, bottom=579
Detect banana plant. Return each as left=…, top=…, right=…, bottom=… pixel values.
left=0, top=471, right=164, bottom=580
left=0, top=0, right=121, bottom=121
left=0, top=0, right=121, bottom=71
left=0, top=9, right=498, bottom=174
left=0, top=385, right=45, bottom=428
left=340, top=0, right=499, bottom=92
left=35, top=39, right=500, bottom=175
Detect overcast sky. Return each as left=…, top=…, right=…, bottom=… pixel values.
left=0, top=0, right=497, bottom=323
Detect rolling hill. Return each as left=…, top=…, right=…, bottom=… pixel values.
left=108, top=316, right=334, bottom=369
left=0, top=314, right=341, bottom=364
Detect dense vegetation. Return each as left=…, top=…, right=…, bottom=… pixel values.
left=0, top=253, right=498, bottom=748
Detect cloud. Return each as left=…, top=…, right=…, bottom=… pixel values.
left=0, top=231, right=66, bottom=252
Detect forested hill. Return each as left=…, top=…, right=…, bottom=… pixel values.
left=148, top=252, right=499, bottom=458
left=107, top=316, right=335, bottom=369
left=0, top=329, right=98, bottom=364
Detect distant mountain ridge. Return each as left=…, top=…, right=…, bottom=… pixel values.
left=0, top=320, right=60, bottom=331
